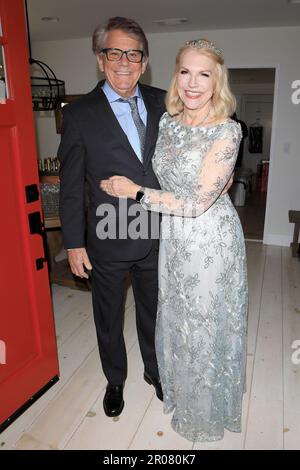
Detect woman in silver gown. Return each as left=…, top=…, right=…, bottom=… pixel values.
left=101, top=39, right=248, bottom=442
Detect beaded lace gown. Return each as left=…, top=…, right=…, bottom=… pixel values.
left=141, top=113, right=248, bottom=442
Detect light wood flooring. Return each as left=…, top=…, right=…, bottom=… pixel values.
left=1, top=242, right=300, bottom=450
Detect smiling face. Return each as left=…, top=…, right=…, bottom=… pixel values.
left=97, top=29, right=148, bottom=98
left=176, top=49, right=216, bottom=113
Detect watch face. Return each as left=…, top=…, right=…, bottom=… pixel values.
left=136, top=190, right=144, bottom=202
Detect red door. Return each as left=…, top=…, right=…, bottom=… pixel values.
left=0, top=0, right=59, bottom=431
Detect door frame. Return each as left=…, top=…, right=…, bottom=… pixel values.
left=228, top=63, right=280, bottom=245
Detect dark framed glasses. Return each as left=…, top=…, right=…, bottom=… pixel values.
left=100, top=48, right=144, bottom=63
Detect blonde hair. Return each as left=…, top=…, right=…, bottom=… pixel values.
left=166, top=39, right=236, bottom=120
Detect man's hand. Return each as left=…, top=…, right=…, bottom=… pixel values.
left=67, top=248, right=92, bottom=279
left=100, top=176, right=140, bottom=200
left=222, top=173, right=234, bottom=195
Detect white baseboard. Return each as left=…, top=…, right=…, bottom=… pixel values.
left=263, top=234, right=293, bottom=247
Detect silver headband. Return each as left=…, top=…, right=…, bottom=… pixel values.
left=185, top=39, right=223, bottom=59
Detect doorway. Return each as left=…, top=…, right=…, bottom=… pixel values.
left=228, top=68, right=276, bottom=241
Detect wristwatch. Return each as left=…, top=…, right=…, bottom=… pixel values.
left=135, top=187, right=145, bottom=203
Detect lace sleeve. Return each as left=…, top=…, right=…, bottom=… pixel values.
left=141, top=122, right=242, bottom=218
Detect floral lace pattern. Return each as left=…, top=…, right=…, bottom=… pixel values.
left=143, top=113, right=248, bottom=442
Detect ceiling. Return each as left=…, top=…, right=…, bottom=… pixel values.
left=27, top=0, right=300, bottom=42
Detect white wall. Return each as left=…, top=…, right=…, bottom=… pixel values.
left=32, top=26, right=300, bottom=247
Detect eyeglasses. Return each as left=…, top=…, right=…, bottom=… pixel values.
left=100, top=48, right=144, bottom=63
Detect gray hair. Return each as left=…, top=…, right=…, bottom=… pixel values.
left=92, top=16, right=149, bottom=58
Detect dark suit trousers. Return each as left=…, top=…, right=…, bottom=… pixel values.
left=90, top=245, right=159, bottom=385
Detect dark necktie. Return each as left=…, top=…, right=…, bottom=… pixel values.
left=120, top=96, right=146, bottom=160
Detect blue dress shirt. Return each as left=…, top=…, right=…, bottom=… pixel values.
left=102, top=81, right=147, bottom=162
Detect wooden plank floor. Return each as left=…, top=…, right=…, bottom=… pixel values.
left=1, top=242, right=300, bottom=450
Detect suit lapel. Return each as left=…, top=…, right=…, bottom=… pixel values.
left=87, top=82, right=163, bottom=168
left=87, top=83, right=141, bottom=163
left=140, top=85, right=163, bottom=169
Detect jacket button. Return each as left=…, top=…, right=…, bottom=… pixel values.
left=143, top=171, right=148, bottom=176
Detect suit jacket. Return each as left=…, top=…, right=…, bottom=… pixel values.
left=58, top=81, right=166, bottom=261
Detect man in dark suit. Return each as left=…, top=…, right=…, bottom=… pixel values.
left=58, top=17, right=165, bottom=417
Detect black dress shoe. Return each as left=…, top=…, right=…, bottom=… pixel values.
left=144, top=372, right=163, bottom=401
left=103, top=383, right=124, bottom=417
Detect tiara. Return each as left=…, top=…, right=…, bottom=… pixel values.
left=185, top=39, right=223, bottom=58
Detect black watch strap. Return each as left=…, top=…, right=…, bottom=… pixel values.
left=136, top=188, right=145, bottom=203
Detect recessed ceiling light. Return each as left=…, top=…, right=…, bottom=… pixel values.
left=41, top=16, right=60, bottom=22
left=154, top=18, right=189, bottom=26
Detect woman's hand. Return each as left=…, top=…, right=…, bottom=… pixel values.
left=100, top=176, right=141, bottom=200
